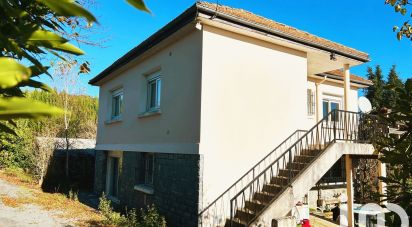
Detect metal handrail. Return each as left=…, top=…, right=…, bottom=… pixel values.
left=198, top=129, right=306, bottom=226
left=228, top=110, right=383, bottom=226
left=231, top=111, right=335, bottom=201
left=199, top=110, right=383, bottom=227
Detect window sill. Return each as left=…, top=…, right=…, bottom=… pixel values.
left=134, top=184, right=154, bottom=195
left=105, top=118, right=122, bottom=125
left=138, top=109, right=161, bottom=119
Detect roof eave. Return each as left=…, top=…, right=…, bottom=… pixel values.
left=196, top=3, right=370, bottom=63
left=316, top=73, right=373, bottom=87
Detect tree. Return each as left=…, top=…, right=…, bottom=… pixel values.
left=53, top=60, right=81, bottom=178
left=383, top=65, right=404, bottom=109
left=0, top=0, right=149, bottom=134
left=365, top=66, right=385, bottom=110
left=386, top=0, right=412, bottom=41
left=377, top=79, right=412, bottom=225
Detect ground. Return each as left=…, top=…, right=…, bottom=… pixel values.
left=0, top=169, right=104, bottom=226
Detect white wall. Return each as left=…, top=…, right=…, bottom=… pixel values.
left=95, top=29, right=202, bottom=154
left=199, top=25, right=308, bottom=204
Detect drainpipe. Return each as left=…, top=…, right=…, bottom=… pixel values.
left=315, top=76, right=327, bottom=122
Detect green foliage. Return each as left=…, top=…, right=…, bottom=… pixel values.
left=376, top=78, right=412, bottom=225
left=98, top=193, right=128, bottom=225
left=365, top=66, right=385, bottom=110
left=98, top=193, right=166, bottom=227
left=26, top=90, right=98, bottom=139
left=3, top=166, right=35, bottom=184
left=0, top=121, right=34, bottom=170
left=383, top=65, right=404, bottom=109
left=386, top=0, right=412, bottom=41
left=0, top=0, right=149, bottom=131
left=139, top=206, right=167, bottom=227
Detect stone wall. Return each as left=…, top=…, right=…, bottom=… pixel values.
left=42, top=149, right=95, bottom=191
left=94, top=151, right=202, bottom=227
left=94, top=150, right=107, bottom=194
left=153, top=153, right=201, bottom=227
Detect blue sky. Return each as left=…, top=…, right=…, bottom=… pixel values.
left=72, top=0, right=412, bottom=96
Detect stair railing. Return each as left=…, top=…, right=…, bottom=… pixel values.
left=198, top=129, right=307, bottom=227
left=228, top=110, right=383, bottom=226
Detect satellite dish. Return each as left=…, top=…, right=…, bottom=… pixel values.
left=358, top=96, right=372, bottom=113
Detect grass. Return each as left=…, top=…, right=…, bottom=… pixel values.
left=0, top=167, right=104, bottom=226
left=2, top=166, right=35, bottom=185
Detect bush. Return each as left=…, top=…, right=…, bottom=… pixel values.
left=0, top=127, right=34, bottom=171
left=98, top=193, right=166, bottom=227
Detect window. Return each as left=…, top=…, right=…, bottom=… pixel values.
left=323, top=99, right=340, bottom=121
left=307, top=89, right=315, bottom=116
left=111, top=89, right=123, bottom=120
left=138, top=153, right=154, bottom=185
left=147, top=74, right=161, bottom=111
left=108, top=156, right=120, bottom=197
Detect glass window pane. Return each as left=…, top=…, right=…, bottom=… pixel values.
left=331, top=102, right=339, bottom=121
left=156, top=79, right=161, bottom=107
left=119, top=94, right=123, bottom=114
left=323, top=101, right=329, bottom=118
left=149, top=82, right=156, bottom=108
left=112, top=96, right=119, bottom=117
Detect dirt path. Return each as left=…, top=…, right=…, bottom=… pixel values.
left=0, top=178, right=75, bottom=227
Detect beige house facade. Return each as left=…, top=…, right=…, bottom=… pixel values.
left=90, top=2, right=375, bottom=227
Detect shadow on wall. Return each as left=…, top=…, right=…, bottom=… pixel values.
left=41, top=149, right=95, bottom=193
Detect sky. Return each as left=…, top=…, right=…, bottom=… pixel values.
left=69, top=0, right=412, bottom=96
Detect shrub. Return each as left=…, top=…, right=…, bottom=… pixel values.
left=98, top=193, right=127, bottom=226
left=98, top=193, right=167, bottom=227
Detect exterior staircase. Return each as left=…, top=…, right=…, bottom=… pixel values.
left=199, top=110, right=384, bottom=227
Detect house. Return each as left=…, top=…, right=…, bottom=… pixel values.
left=89, top=2, right=382, bottom=227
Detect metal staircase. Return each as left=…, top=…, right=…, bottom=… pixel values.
left=199, top=110, right=384, bottom=227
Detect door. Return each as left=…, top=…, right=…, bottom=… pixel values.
left=323, top=99, right=340, bottom=122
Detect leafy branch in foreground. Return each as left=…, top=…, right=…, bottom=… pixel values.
left=385, top=0, right=412, bottom=41
left=0, top=0, right=149, bottom=133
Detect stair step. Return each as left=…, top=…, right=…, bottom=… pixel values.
left=244, top=200, right=266, bottom=213
left=278, top=169, right=300, bottom=178
left=224, top=219, right=247, bottom=227
left=287, top=162, right=307, bottom=170
left=234, top=209, right=255, bottom=223
left=253, top=191, right=276, bottom=204
left=293, top=155, right=315, bottom=163
left=262, top=183, right=283, bottom=194
left=301, top=149, right=321, bottom=156
left=271, top=176, right=289, bottom=185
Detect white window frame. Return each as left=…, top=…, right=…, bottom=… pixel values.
left=111, top=88, right=123, bottom=120
left=146, top=73, right=161, bottom=112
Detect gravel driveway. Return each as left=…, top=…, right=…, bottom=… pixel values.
left=0, top=179, right=74, bottom=227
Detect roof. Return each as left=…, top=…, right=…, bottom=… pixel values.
left=197, top=2, right=369, bottom=61
left=89, top=2, right=370, bottom=85
left=318, top=70, right=372, bottom=86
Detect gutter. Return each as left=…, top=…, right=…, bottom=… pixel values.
left=197, top=4, right=370, bottom=63
left=316, top=73, right=373, bottom=86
